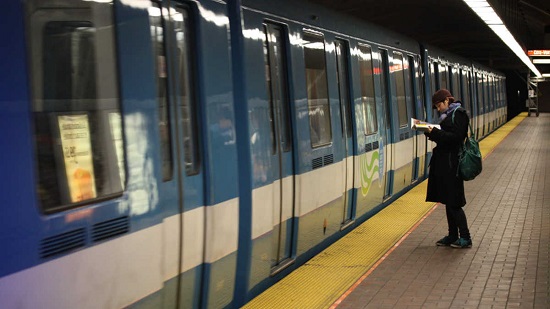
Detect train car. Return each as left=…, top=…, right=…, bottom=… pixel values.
left=422, top=44, right=507, bottom=140
left=0, top=0, right=507, bottom=308
left=2, top=0, right=240, bottom=308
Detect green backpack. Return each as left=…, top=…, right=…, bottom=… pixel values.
left=452, top=108, right=482, bottom=181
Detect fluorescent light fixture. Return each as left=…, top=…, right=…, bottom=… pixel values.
left=543, top=73, right=550, bottom=77
left=533, top=59, right=550, bottom=64
left=463, top=0, right=542, bottom=77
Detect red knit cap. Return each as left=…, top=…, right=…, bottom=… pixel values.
left=432, top=89, right=453, bottom=106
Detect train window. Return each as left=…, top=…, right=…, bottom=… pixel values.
left=439, top=64, right=448, bottom=90
left=335, top=39, right=353, bottom=137
left=476, top=73, right=483, bottom=114
left=393, top=52, right=408, bottom=127
left=264, top=23, right=292, bottom=153
left=26, top=0, right=125, bottom=213
left=149, top=2, right=174, bottom=181
left=406, top=56, right=417, bottom=120
left=303, top=32, right=332, bottom=147
left=486, top=75, right=491, bottom=112
left=174, top=6, right=201, bottom=175
left=461, top=70, right=472, bottom=115
left=451, top=67, right=459, bottom=95
left=429, top=62, right=437, bottom=97
left=358, top=44, right=377, bottom=135
left=380, top=50, right=391, bottom=129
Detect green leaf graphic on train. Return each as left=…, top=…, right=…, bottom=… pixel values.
left=360, top=150, right=380, bottom=197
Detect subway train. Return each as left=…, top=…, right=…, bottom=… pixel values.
left=0, top=0, right=507, bottom=308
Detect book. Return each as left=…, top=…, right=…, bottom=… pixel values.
left=410, top=118, right=441, bottom=132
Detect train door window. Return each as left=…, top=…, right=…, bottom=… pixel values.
left=303, top=32, right=332, bottom=147
left=412, top=56, right=424, bottom=120
left=492, top=76, right=496, bottom=110
left=149, top=2, right=174, bottom=181
left=476, top=73, right=483, bottom=115
left=439, top=64, right=448, bottom=90
left=27, top=0, right=125, bottom=213
left=335, top=39, right=352, bottom=137
left=461, top=70, right=471, bottom=114
left=483, top=74, right=491, bottom=113
left=264, top=23, right=291, bottom=152
left=406, top=56, right=417, bottom=120
left=174, top=6, right=200, bottom=175
left=393, top=52, right=408, bottom=127
left=380, top=50, right=391, bottom=129
left=451, top=66, right=459, bottom=95
left=429, top=62, right=437, bottom=96
left=358, top=44, right=377, bottom=135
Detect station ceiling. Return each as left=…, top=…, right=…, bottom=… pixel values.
left=309, top=0, right=550, bottom=75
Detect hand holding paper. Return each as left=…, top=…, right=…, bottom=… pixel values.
left=411, top=118, right=441, bottom=132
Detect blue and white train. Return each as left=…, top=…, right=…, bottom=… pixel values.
left=0, top=0, right=507, bottom=308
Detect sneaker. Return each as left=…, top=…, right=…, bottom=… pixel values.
left=436, top=236, right=457, bottom=246
left=450, top=238, right=472, bottom=248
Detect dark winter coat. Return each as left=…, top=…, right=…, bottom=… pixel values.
left=425, top=106, right=469, bottom=207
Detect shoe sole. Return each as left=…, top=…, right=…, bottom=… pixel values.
left=450, top=244, right=472, bottom=248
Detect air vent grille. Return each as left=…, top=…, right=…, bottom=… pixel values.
left=312, top=157, right=323, bottom=169
left=365, top=143, right=372, bottom=152
left=366, top=141, right=380, bottom=152
left=40, top=228, right=85, bottom=259
left=92, top=216, right=129, bottom=243
left=323, top=154, right=334, bottom=165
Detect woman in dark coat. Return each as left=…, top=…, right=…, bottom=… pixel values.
left=425, top=89, right=472, bottom=248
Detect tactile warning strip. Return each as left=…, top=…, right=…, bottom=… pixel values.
left=242, top=113, right=527, bottom=309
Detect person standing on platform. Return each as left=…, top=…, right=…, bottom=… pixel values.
left=424, top=89, right=472, bottom=248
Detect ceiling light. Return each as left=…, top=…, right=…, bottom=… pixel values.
left=463, top=0, right=542, bottom=77
left=542, top=73, right=550, bottom=78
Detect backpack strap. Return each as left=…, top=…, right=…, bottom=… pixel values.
left=451, top=107, right=475, bottom=139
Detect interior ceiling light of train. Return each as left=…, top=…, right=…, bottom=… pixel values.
left=310, top=0, right=550, bottom=75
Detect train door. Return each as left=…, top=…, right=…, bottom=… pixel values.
left=475, top=72, right=484, bottom=138
left=392, top=52, right=413, bottom=193
left=264, top=23, right=295, bottom=270
left=335, top=39, right=354, bottom=226
left=379, top=49, right=393, bottom=199
left=147, top=3, right=207, bottom=307
left=409, top=55, right=425, bottom=181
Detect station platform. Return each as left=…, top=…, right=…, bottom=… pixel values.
left=243, top=112, right=550, bottom=309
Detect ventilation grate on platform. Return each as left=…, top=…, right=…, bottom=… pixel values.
left=92, top=216, right=129, bottom=243
left=40, top=228, right=86, bottom=259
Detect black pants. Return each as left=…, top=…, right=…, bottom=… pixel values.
left=445, top=204, right=470, bottom=240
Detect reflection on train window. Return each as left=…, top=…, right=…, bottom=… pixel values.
left=358, top=44, right=377, bottom=135
left=380, top=50, right=391, bottom=129
left=174, top=6, right=201, bottom=175
left=461, top=70, right=472, bottom=115
left=149, top=2, right=173, bottom=181
left=439, top=64, right=448, bottom=90
left=393, top=52, right=408, bottom=127
left=303, top=32, right=332, bottom=148
left=411, top=56, right=425, bottom=120
left=429, top=62, right=437, bottom=98
left=264, top=23, right=292, bottom=153
left=27, top=0, right=125, bottom=213
left=406, top=56, right=417, bottom=120
left=335, top=39, right=352, bottom=137
left=451, top=67, right=460, bottom=95
left=476, top=73, right=483, bottom=114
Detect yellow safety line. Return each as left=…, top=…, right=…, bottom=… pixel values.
left=242, top=112, right=527, bottom=309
